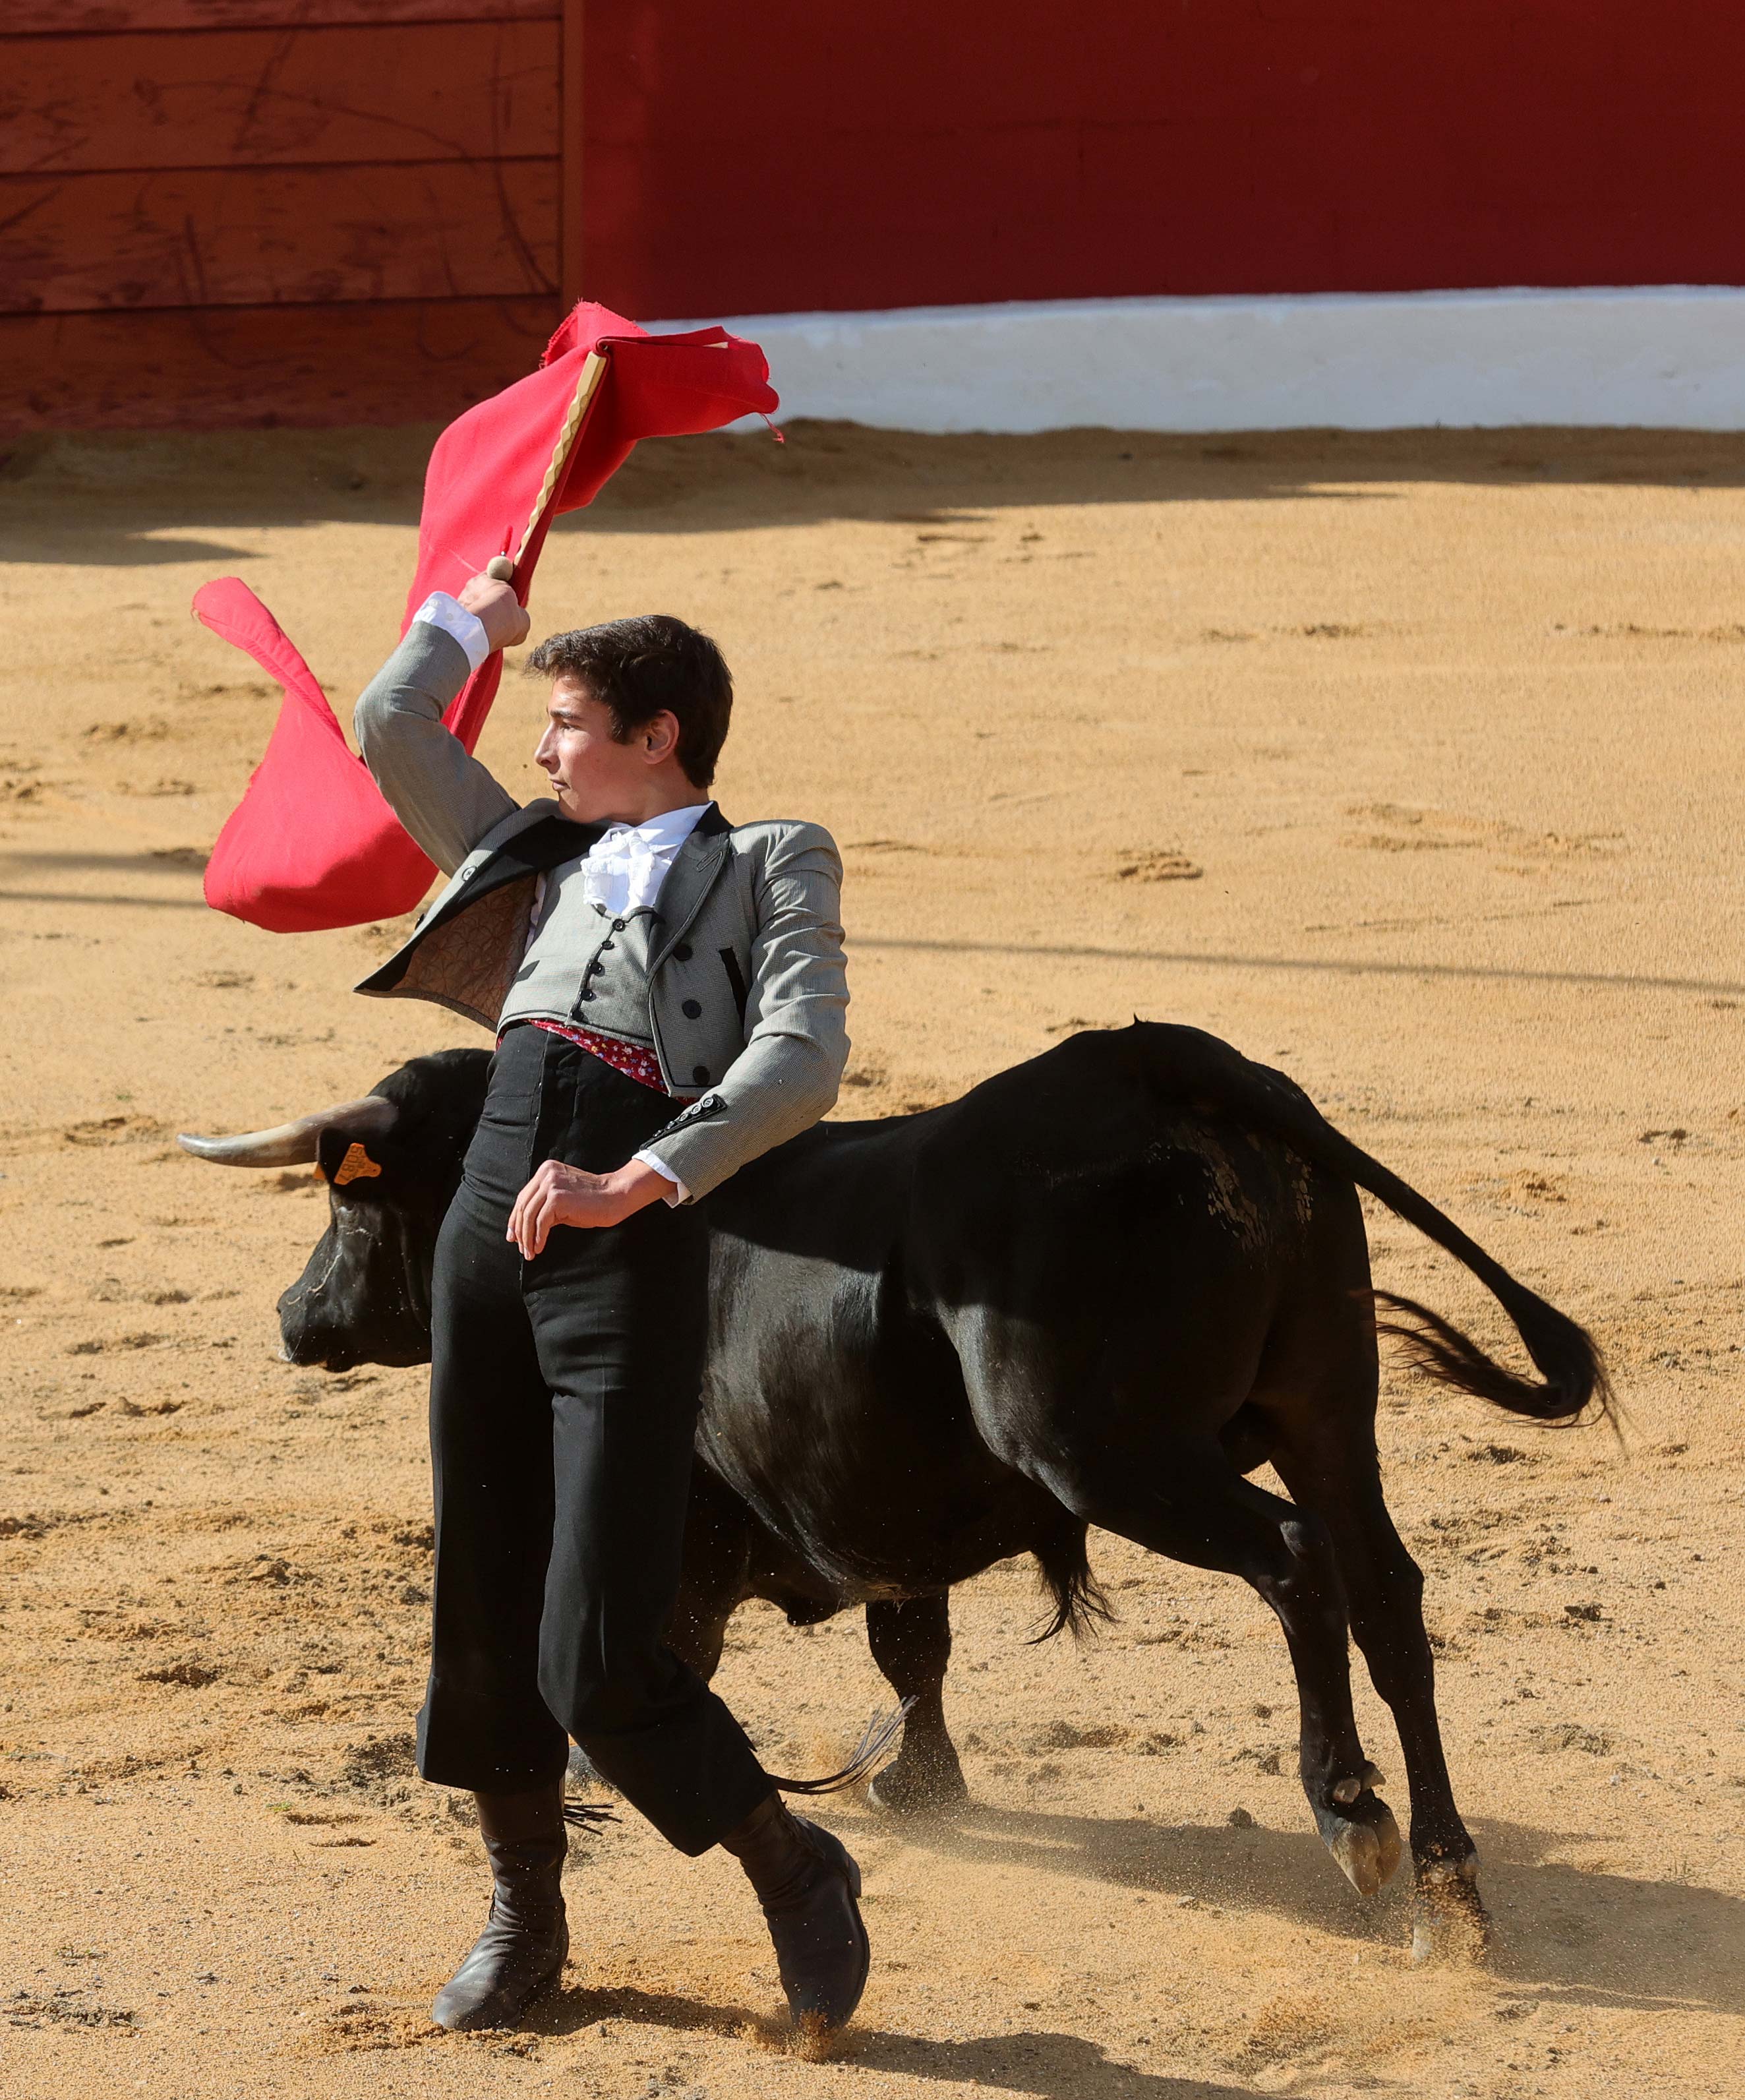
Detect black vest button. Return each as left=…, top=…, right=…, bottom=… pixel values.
left=692, top=1064, right=710, bottom=1084
left=577, top=989, right=595, bottom=1002
left=612, top=918, right=627, bottom=932
left=681, top=998, right=702, bottom=1019
left=672, top=943, right=693, bottom=961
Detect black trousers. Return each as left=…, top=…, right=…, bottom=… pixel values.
left=416, top=1022, right=771, bottom=1855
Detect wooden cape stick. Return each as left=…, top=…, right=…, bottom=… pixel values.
left=484, top=347, right=610, bottom=585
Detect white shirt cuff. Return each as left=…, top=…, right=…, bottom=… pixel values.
left=632, top=1147, right=690, bottom=1207
left=412, top=591, right=492, bottom=674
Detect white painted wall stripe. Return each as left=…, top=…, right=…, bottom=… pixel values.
left=653, top=287, right=1745, bottom=433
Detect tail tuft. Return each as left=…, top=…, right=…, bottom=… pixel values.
left=1027, top=1524, right=1114, bottom=1644
left=562, top=1797, right=619, bottom=1830
left=1373, top=1290, right=1613, bottom=1427
left=765, top=1701, right=914, bottom=1795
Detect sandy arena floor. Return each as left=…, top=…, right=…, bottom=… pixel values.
left=1, top=423, right=1742, bottom=2099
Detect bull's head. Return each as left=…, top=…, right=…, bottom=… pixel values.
left=178, top=1048, right=490, bottom=1371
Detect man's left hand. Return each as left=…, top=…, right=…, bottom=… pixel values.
left=506, top=1158, right=666, bottom=1257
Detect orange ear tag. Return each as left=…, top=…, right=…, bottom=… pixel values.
left=332, top=1143, right=384, bottom=1187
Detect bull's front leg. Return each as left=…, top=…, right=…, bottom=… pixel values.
left=863, top=1594, right=970, bottom=1815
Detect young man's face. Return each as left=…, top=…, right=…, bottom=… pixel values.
left=532, top=674, right=682, bottom=823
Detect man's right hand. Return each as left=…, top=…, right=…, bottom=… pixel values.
left=457, top=572, right=532, bottom=654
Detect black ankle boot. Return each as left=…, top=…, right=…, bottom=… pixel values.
left=721, top=1792, right=869, bottom=2033
left=432, top=1782, right=569, bottom=2031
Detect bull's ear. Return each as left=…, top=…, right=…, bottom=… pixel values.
left=316, top=1127, right=387, bottom=1188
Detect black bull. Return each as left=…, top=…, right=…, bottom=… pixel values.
left=181, top=1022, right=1609, bottom=1960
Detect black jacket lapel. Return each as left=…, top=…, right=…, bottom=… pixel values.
left=358, top=813, right=603, bottom=997
left=485, top=812, right=606, bottom=883
left=649, top=805, right=734, bottom=968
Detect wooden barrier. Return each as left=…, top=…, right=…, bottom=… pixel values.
left=1, top=0, right=572, bottom=433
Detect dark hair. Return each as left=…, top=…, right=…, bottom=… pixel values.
left=526, top=615, right=732, bottom=789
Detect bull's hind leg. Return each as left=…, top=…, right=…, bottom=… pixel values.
left=1031, top=1437, right=1401, bottom=1897
left=1272, top=1426, right=1489, bottom=1962
left=864, top=1594, right=970, bottom=1815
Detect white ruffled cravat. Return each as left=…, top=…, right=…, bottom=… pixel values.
left=581, top=803, right=711, bottom=916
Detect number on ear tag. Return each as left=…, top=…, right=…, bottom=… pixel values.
left=333, top=1142, right=384, bottom=1187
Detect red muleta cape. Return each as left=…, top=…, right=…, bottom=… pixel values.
left=192, top=303, right=778, bottom=934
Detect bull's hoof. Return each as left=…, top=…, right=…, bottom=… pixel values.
left=1409, top=1853, right=1491, bottom=1965
left=866, top=1745, right=970, bottom=1818
left=1314, top=1785, right=1403, bottom=1897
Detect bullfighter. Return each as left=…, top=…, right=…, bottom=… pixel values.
left=349, top=569, right=864, bottom=2034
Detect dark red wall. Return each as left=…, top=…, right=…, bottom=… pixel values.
left=6, top=1, right=1740, bottom=432
left=1, top=1, right=567, bottom=435
left=587, top=0, right=1745, bottom=316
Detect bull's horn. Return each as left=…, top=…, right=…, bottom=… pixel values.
left=177, top=1093, right=398, bottom=1168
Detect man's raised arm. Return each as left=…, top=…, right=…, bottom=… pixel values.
left=354, top=574, right=530, bottom=877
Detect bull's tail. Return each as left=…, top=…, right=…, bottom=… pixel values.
left=765, top=1700, right=914, bottom=1795
left=1293, top=1102, right=1612, bottom=1424
left=1369, top=1289, right=1609, bottom=1424
left=1132, top=1023, right=1614, bottom=1428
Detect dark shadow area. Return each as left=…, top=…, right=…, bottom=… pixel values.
left=0, top=849, right=212, bottom=911
left=0, top=529, right=258, bottom=568
left=847, top=2030, right=1265, bottom=2097
left=563, top=419, right=1745, bottom=541
left=531, top=1978, right=754, bottom=2041
left=843, top=1800, right=1745, bottom=2017
left=0, top=891, right=210, bottom=911
left=531, top=1979, right=1263, bottom=2096
left=1, top=851, right=206, bottom=876
left=858, top=933, right=1745, bottom=1002
left=7, top=424, right=1745, bottom=558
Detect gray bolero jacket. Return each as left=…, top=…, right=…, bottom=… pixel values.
left=357, top=797, right=850, bottom=1203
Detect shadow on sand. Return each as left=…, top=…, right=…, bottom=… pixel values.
left=0, top=847, right=213, bottom=913
left=528, top=1977, right=1267, bottom=2097
left=858, top=932, right=1745, bottom=1003
left=8, top=423, right=1745, bottom=565
left=848, top=1799, right=1745, bottom=2018
left=489, top=1795, right=1738, bottom=2088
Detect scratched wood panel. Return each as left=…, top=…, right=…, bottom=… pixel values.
left=0, top=296, right=560, bottom=433
left=0, top=160, right=559, bottom=315
left=2, top=22, right=560, bottom=175
left=3, top=3, right=554, bottom=32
